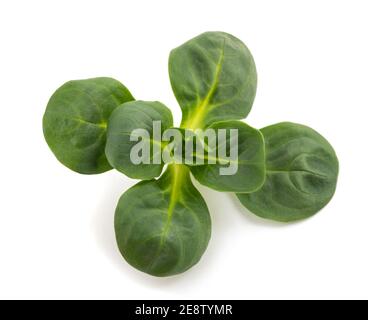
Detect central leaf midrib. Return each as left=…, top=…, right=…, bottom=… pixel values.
left=267, top=169, right=328, bottom=178
left=161, top=166, right=184, bottom=242
left=146, top=165, right=186, bottom=273
left=71, top=118, right=107, bottom=129
left=183, top=40, right=226, bottom=129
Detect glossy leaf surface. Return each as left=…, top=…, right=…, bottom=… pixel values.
left=43, top=77, right=134, bottom=174
left=169, top=32, right=257, bottom=129
left=237, top=122, right=339, bottom=222
left=105, top=101, right=173, bottom=180
left=115, top=165, right=211, bottom=277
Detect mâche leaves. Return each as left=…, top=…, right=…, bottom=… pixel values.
left=43, top=32, right=339, bottom=277
left=43, top=77, right=134, bottom=174
left=169, top=32, right=257, bottom=129
left=105, top=101, right=173, bottom=180
left=115, top=165, right=211, bottom=277
left=237, top=123, right=339, bottom=222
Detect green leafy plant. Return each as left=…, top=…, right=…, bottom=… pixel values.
left=105, top=101, right=173, bottom=180
left=237, top=122, right=339, bottom=222
left=43, top=32, right=339, bottom=277
left=115, top=165, right=211, bottom=276
left=189, top=121, right=266, bottom=192
left=43, top=78, right=134, bottom=174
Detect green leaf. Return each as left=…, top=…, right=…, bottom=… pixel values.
left=115, top=165, right=211, bottom=277
left=43, top=77, right=134, bottom=174
left=169, top=31, right=257, bottom=130
left=190, top=121, right=266, bottom=193
left=105, top=101, right=173, bottom=180
left=237, top=122, right=339, bottom=222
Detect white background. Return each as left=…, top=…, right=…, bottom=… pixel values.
left=0, top=0, right=367, bottom=300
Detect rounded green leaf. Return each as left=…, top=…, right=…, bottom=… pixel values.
left=43, top=77, right=134, bottom=174
left=115, top=165, right=211, bottom=277
left=169, top=31, right=257, bottom=129
left=105, top=101, right=173, bottom=180
left=237, top=122, right=339, bottom=222
left=190, top=121, right=266, bottom=193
